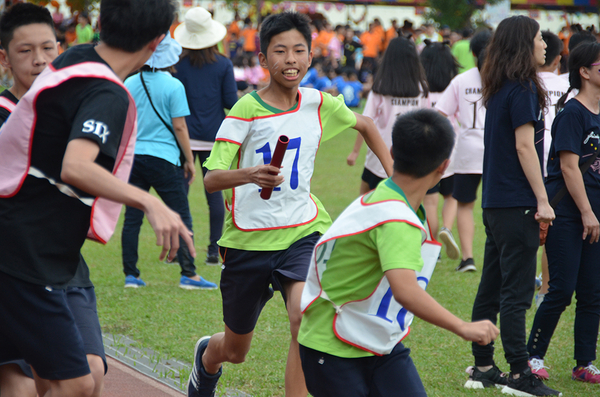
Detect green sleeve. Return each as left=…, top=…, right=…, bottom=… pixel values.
left=203, top=141, right=240, bottom=171
left=372, top=222, right=424, bottom=273
left=320, top=92, right=358, bottom=142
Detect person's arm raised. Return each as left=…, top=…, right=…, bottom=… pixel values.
left=353, top=113, right=393, bottom=176
left=386, top=268, right=499, bottom=345
left=61, top=138, right=194, bottom=262
left=515, top=122, right=555, bottom=223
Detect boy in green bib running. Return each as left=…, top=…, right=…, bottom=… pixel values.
left=187, top=11, right=393, bottom=397
left=298, top=109, right=499, bottom=396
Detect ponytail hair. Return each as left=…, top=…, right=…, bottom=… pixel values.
left=556, top=41, right=600, bottom=110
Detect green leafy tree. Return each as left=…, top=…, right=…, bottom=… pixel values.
left=426, top=0, right=503, bottom=30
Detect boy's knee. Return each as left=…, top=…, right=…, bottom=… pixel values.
left=87, top=355, right=105, bottom=397
left=53, top=375, right=95, bottom=397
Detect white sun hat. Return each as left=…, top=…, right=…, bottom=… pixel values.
left=174, top=7, right=227, bottom=50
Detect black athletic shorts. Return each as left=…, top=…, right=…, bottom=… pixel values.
left=427, top=175, right=454, bottom=196
left=452, top=173, right=482, bottom=203
left=300, top=343, right=427, bottom=397
left=219, top=232, right=321, bottom=335
left=0, top=272, right=91, bottom=380
left=361, top=168, right=384, bottom=191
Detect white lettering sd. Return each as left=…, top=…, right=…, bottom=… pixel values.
left=82, top=119, right=110, bottom=144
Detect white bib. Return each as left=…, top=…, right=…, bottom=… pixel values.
left=301, top=193, right=441, bottom=355
left=217, top=88, right=323, bottom=231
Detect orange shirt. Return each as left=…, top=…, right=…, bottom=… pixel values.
left=241, top=28, right=258, bottom=52
left=385, top=27, right=397, bottom=49
left=374, top=25, right=386, bottom=52
left=360, top=31, right=380, bottom=58
left=313, top=30, right=334, bottom=57
left=228, top=21, right=241, bottom=36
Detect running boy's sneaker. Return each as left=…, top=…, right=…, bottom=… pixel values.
left=456, top=258, right=476, bottom=272
left=124, top=275, right=146, bottom=288
left=529, top=357, right=550, bottom=380
left=179, top=276, right=218, bottom=290
left=464, top=365, right=508, bottom=389
left=438, top=227, right=460, bottom=260
left=501, top=368, right=562, bottom=396
left=572, top=363, right=600, bottom=383
left=188, top=336, right=222, bottom=397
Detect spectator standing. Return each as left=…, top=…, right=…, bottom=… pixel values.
left=451, top=28, right=476, bottom=73
left=240, top=17, right=257, bottom=55
left=75, top=12, right=94, bottom=45
left=174, top=7, right=238, bottom=265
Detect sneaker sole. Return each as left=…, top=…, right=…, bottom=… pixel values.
left=124, top=284, right=141, bottom=288
left=501, top=385, right=562, bottom=397
left=179, top=284, right=218, bottom=290
left=465, top=380, right=505, bottom=389
left=439, top=230, right=460, bottom=260
left=187, top=336, right=212, bottom=391
left=456, top=264, right=476, bottom=272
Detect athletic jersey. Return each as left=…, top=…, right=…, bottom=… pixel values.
left=482, top=80, right=544, bottom=209
left=362, top=91, right=429, bottom=178
left=546, top=98, right=600, bottom=217
left=539, top=71, right=570, bottom=176
left=337, top=80, right=363, bottom=108
left=0, top=44, right=134, bottom=287
left=298, top=178, right=439, bottom=358
left=0, top=89, right=17, bottom=123
left=0, top=89, right=93, bottom=289
left=435, top=67, right=485, bottom=174
left=204, top=88, right=357, bottom=251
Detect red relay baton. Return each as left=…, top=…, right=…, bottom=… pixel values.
left=260, top=135, right=289, bottom=200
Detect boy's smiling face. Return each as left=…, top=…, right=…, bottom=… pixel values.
left=259, top=28, right=312, bottom=90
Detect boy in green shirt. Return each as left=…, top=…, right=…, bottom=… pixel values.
left=187, top=11, right=393, bottom=397
left=298, top=109, right=499, bottom=396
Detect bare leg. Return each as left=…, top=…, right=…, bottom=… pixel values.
left=87, top=355, right=104, bottom=397
left=32, top=367, right=95, bottom=397
left=457, top=201, right=476, bottom=260
left=282, top=280, right=308, bottom=397
left=423, top=193, right=440, bottom=237
left=202, top=326, right=253, bottom=375
left=540, top=247, right=549, bottom=295
left=0, top=364, right=36, bottom=397
left=359, top=181, right=370, bottom=195
left=441, top=194, right=457, bottom=230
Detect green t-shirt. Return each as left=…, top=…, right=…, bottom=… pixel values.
left=451, top=39, right=476, bottom=74
left=297, top=178, right=426, bottom=358
left=204, top=90, right=358, bottom=251
left=76, top=24, right=94, bottom=44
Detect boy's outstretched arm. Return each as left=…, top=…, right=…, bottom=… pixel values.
left=386, top=268, right=499, bottom=346
left=203, top=165, right=284, bottom=194
left=61, top=138, right=194, bottom=262
left=353, top=113, right=393, bottom=176
left=346, top=132, right=364, bottom=166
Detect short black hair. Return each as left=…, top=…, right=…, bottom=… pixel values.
left=541, top=30, right=563, bottom=67
left=568, top=30, right=596, bottom=52
left=392, top=109, right=455, bottom=178
left=469, top=29, right=491, bottom=59
left=100, top=0, right=175, bottom=53
left=259, top=12, right=311, bottom=55
left=0, top=3, right=55, bottom=51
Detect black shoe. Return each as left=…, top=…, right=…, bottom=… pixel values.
left=187, top=336, right=222, bottom=397
left=501, top=367, right=562, bottom=396
left=464, top=365, right=508, bottom=389
left=205, top=255, right=219, bottom=266
left=456, top=258, right=476, bottom=272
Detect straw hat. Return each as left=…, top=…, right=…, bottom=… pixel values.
left=174, top=7, right=226, bottom=50
left=144, top=34, right=182, bottom=69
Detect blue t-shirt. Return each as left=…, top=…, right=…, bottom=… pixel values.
left=338, top=81, right=363, bottom=107
left=125, top=71, right=190, bottom=166
left=300, top=67, right=318, bottom=87
left=331, top=76, right=345, bottom=89
left=314, top=76, right=332, bottom=91
left=482, top=80, right=545, bottom=208
left=546, top=99, right=600, bottom=217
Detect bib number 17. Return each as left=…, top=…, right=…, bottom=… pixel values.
left=255, top=137, right=302, bottom=191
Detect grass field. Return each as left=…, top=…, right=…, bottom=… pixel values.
left=84, top=123, right=595, bottom=396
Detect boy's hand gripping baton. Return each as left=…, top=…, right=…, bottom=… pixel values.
left=260, top=135, right=289, bottom=200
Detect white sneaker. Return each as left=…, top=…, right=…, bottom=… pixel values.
left=438, top=227, right=460, bottom=260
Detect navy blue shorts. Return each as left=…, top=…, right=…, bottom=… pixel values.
left=67, top=286, right=107, bottom=374
left=0, top=272, right=91, bottom=380
left=427, top=175, right=454, bottom=196
left=219, top=232, right=321, bottom=335
left=452, top=173, right=482, bottom=203
left=361, top=168, right=384, bottom=191
left=299, top=343, right=427, bottom=397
